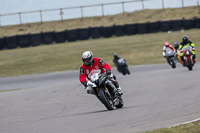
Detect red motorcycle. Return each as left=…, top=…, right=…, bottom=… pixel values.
left=180, top=46, right=195, bottom=71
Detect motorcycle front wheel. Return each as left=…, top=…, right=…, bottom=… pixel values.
left=187, top=58, right=193, bottom=71
left=169, top=58, right=176, bottom=69
left=98, top=89, right=114, bottom=110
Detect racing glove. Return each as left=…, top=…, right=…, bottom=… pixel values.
left=86, top=86, right=94, bottom=94
left=106, top=69, right=111, bottom=76
left=82, top=81, right=87, bottom=88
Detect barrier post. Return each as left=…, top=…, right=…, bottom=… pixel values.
left=60, top=8, right=64, bottom=21
left=162, top=0, right=165, bottom=10
left=0, top=15, right=1, bottom=26
left=122, top=2, right=125, bottom=13
left=81, top=6, right=84, bottom=19
left=101, top=4, right=104, bottom=16
left=40, top=10, right=43, bottom=23
left=181, top=0, right=184, bottom=8
left=18, top=12, right=22, bottom=25
left=141, top=0, right=144, bottom=10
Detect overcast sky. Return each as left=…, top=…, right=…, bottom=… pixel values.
left=1, top=0, right=198, bottom=14
left=0, top=0, right=126, bottom=14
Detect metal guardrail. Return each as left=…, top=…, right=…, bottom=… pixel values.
left=0, top=0, right=199, bottom=26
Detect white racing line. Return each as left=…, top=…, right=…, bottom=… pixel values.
left=169, top=118, right=200, bottom=128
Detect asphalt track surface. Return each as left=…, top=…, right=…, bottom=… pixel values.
left=0, top=63, right=200, bottom=133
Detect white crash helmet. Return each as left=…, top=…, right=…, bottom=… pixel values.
left=82, top=51, right=94, bottom=66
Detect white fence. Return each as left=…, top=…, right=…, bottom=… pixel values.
left=0, top=0, right=199, bottom=26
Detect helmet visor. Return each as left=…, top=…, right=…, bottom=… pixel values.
left=82, top=56, right=92, bottom=66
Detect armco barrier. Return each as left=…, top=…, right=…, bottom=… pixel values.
left=54, top=31, right=66, bottom=43
left=66, top=29, right=78, bottom=42
left=137, top=23, right=148, bottom=34
left=160, top=20, right=171, bottom=32
left=17, top=34, right=31, bottom=48
left=5, top=36, right=18, bottom=49
left=148, top=21, right=160, bottom=33
left=90, top=27, right=102, bottom=39
left=0, top=37, right=6, bottom=50
left=41, top=31, right=55, bottom=44
left=125, top=24, right=137, bottom=35
left=30, top=33, right=41, bottom=46
left=183, top=19, right=195, bottom=30
left=78, top=28, right=90, bottom=40
left=102, top=26, right=114, bottom=38
left=171, top=20, right=183, bottom=31
left=114, top=25, right=126, bottom=36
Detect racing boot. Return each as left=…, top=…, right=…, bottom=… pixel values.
left=109, top=74, right=123, bottom=96
left=116, top=86, right=123, bottom=95
left=181, top=56, right=186, bottom=67
left=113, top=80, right=123, bottom=96
left=193, top=55, right=196, bottom=64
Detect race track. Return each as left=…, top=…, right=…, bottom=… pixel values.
left=0, top=63, right=200, bottom=133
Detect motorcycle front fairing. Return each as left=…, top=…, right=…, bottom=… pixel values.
left=89, top=71, right=114, bottom=95
left=165, top=48, right=175, bottom=58
left=165, top=48, right=176, bottom=64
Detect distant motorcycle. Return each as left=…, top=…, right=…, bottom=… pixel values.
left=87, top=70, right=124, bottom=110
left=165, top=48, right=177, bottom=69
left=181, top=46, right=195, bottom=71
left=175, top=50, right=183, bottom=64
left=116, top=58, right=130, bottom=75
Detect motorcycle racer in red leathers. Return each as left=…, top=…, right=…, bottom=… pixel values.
left=79, top=51, right=122, bottom=95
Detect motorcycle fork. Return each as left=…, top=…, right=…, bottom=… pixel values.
left=186, top=56, right=193, bottom=64
left=95, top=85, right=109, bottom=92
left=104, top=85, right=109, bottom=91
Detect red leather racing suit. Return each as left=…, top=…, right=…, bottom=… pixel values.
left=79, top=57, right=111, bottom=84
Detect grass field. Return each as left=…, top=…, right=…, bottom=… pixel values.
left=0, top=28, right=199, bottom=77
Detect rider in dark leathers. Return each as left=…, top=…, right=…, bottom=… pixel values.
left=113, top=53, right=130, bottom=75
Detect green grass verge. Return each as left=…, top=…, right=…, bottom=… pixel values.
left=142, top=120, right=200, bottom=133
left=0, top=88, right=28, bottom=93
left=0, top=28, right=199, bottom=77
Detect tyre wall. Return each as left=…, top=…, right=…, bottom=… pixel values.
left=17, top=34, right=31, bottom=48
left=183, top=19, right=195, bottom=30
left=137, top=23, right=148, bottom=34
left=1, top=18, right=199, bottom=50
left=0, top=37, right=6, bottom=50
left=102, top=26, right=114, bottom=38
left=171, top=20, right=183, bottom=31
left=125, top=24, right=137, bottom=35
left=30, top=33, right=41, bottom=46
left=78, top=28, right=90, bottom=40
left=114, top=25, right=126, bottom=36
left=5, top=36, right=18, bottom=49
left=160, top=20, right=171, bottom=32
left=54, top=31, right=66, bottom=43
left=90, top=27, right=102, bottom=39
left=66, top=29, right=78, bottom=42
left=42, top=31, right=55, bottom=44
left=148, top=21, right=160, bottom=33
left=194, top=18, right=200, bottom=28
